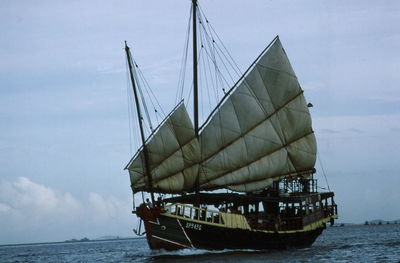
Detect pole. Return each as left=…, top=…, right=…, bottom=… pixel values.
left=125, top=41, right=155, bottom=205
left=192, top=0, right=201, bottom=205
left=192, top=0, right=199, bottom=137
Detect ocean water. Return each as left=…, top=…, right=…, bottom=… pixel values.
left=1, top=224, right=399, bottom=263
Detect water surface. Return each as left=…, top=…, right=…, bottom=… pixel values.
left=1, top=224, right=399, bottom=262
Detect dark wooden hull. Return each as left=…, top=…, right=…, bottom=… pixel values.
left=137, top=206, right=324, bottom=250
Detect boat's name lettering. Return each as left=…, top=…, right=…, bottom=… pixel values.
left=185, top=222, right=202, bottom=231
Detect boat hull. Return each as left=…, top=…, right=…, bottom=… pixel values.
left=137, top=206, right=324, bottom=250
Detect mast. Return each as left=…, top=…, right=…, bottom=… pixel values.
left=192, top=0, right=199, bottom=137
left=125, top=41, right=155, bottom=204
left=192, top=0, right=201, bottom=203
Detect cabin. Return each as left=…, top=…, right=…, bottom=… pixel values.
left=159, top=178, right=338, bottom=232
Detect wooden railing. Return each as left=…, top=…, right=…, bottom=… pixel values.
left=162, top=202, right=337, bottom=231
left=163, top=203, right=225, bottom=226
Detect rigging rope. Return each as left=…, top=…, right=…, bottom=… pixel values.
left=198, top=5, right=242, bottom=75
left=199, top=14, right=220, bottom=102
left=199, top=19, right=221, bottom=114
left=198, top=11, right=224, bottom=102
left=175, top=3, right=243, bottom=122
left=127, top=54, right=168, bottom=136
left=125, top=56, right=142, bottom=154
left=317, top=152, right=331, bottom=191
left=175, top=5, right=192, bottom=104
left=135, top=62, right=166, bottom=117
left=197, top=12, right=240, bottom=82
left=202, top=33, right=219, bottom=103
left=125, top=58, right=134, bottom=156
left=199, top=42, right=213, bottom=113
left=201, top=48, right=232, bottom=91
left=186, top=49, right=203, bottom=105
left=132, top=62, right=154, bottom=132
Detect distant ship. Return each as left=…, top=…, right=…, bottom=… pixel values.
left=124, top=0, right=338, bottom=250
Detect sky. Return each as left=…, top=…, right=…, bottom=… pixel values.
left=0, top=0, right=399, bottom=244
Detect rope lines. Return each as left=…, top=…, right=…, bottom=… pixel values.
left=175, top=3, right=243, bottom=124
left=125, top=49, right=167, bottom=151
left=317, top=152, right=331, bottom=191
left=175, top=5, right=193, bottom=105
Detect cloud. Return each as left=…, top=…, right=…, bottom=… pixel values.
left=88, top=192, right=131, bottom=224
left=0, top=177, right=82, bottom=221
left=0, top=177, right=134, bottom=244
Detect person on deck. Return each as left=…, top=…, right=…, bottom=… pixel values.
left=146, top=198, right=153, bottom=209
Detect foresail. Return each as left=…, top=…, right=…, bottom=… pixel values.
left=126, top=103, right=200, bottom=194
left=198, top=37, right=317, bottom=193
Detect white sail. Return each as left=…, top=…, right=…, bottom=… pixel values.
left=198, top=37, right=317, bottom=192
left=126, top=102, right=200, bottom=193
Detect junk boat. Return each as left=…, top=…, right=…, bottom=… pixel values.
left=123, top=0, right=338, bottom=250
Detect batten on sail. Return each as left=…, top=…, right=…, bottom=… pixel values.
left=126, top=102, right=200, bottom=193
left=198, top=37, right=317, bottom=192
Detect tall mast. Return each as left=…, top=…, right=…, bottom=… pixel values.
left=192, top=0, right=199, bottom=137
left=192, top=0, right=201, bottom=203
left=125, top=41, right=155, bottom=204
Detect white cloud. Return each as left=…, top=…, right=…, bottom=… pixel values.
left=0, top=177, right=135, bottom=244
left=88, top=192, right=131, bottom=224
left=0, top=177, right=82, bottom=219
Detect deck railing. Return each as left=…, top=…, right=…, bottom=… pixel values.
left=161, top=202, right=337, bottom=231
left=163, top=203, right=225, bottom=226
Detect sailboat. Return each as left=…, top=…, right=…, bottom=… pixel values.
left=124, top=0, right=338, bottom=250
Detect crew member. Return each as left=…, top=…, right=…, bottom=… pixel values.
left=146, top=198, right=153, bottom=209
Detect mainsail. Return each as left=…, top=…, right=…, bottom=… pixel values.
left=126, top=102, right=200, bottom=193
left=198, top=37, right=317, bottom=192
left=126, top=36, right=316, bottom=194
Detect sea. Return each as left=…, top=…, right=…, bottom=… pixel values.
left=1, top=224, right=399, bottom=263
